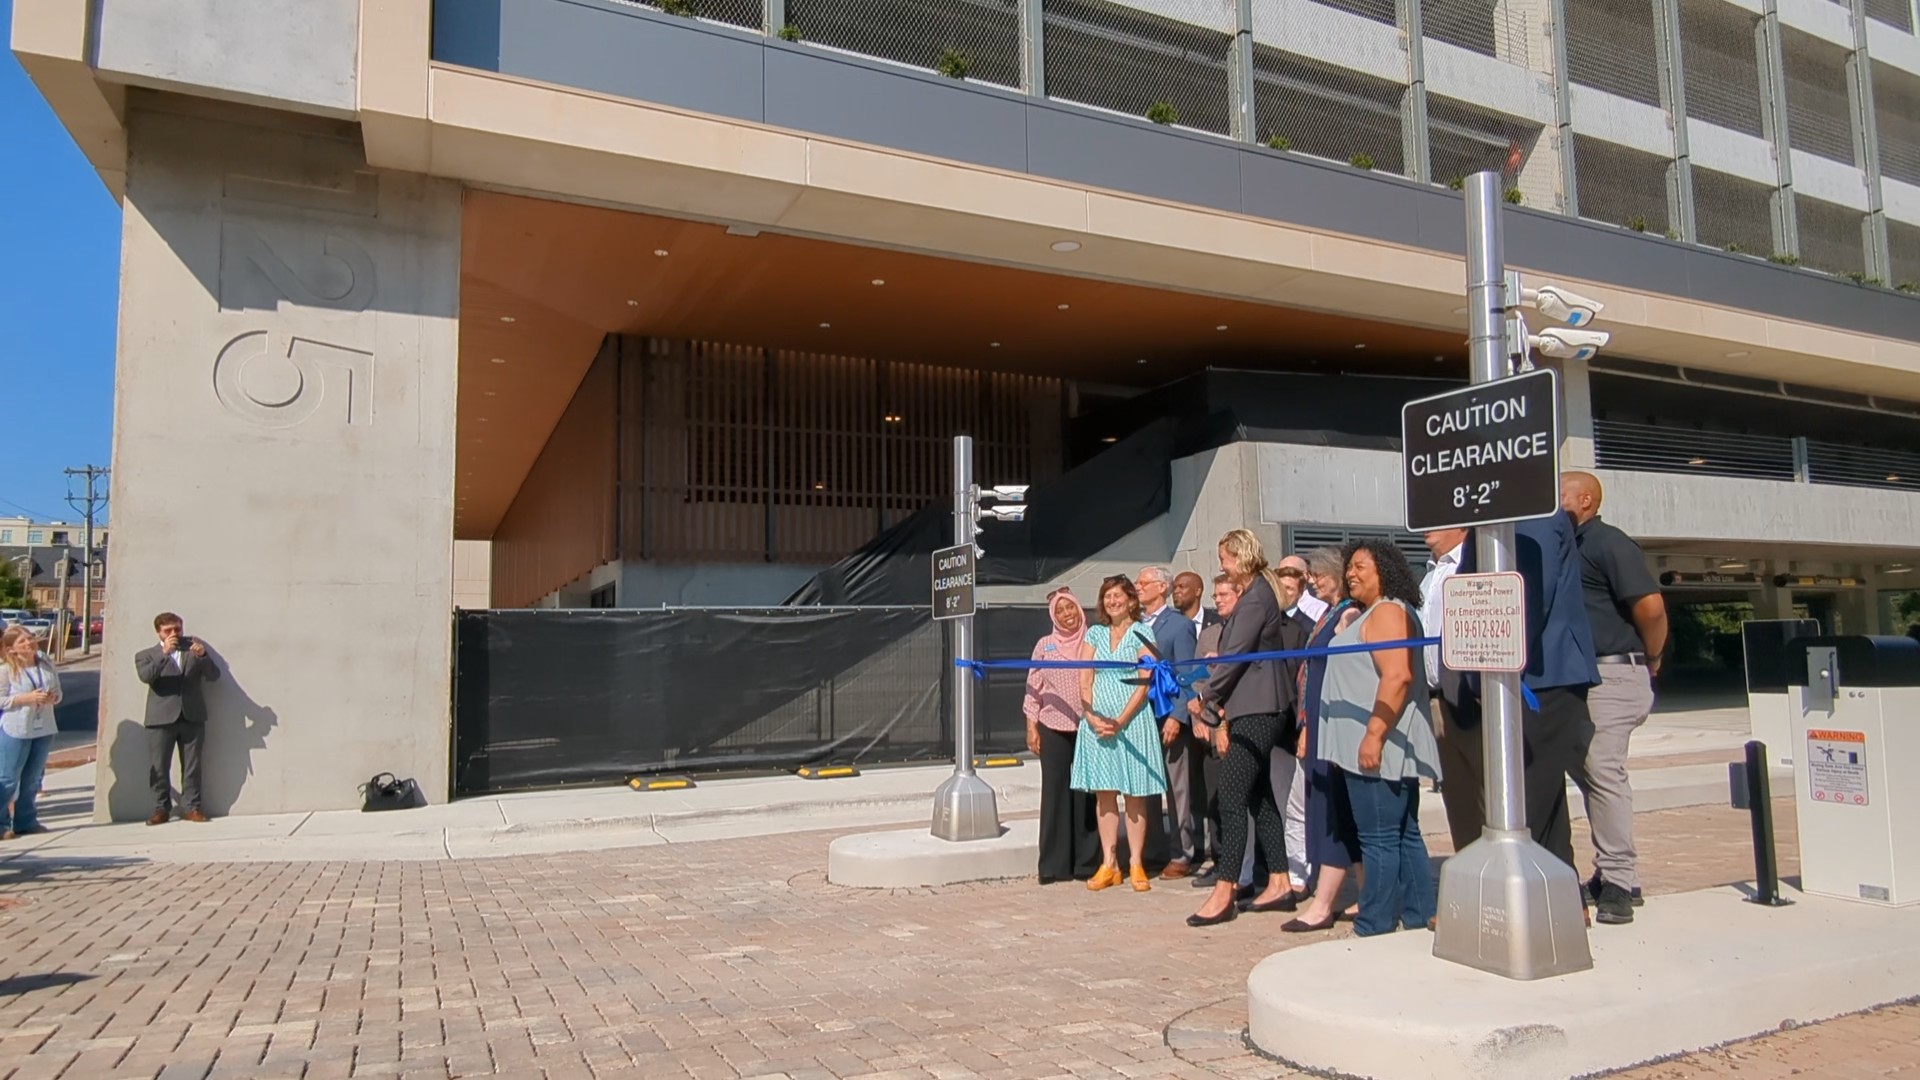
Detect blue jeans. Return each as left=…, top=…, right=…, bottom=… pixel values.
left=1341, top=770, right=1436, bottom=936
left=0, top=732, right=53, bottom=834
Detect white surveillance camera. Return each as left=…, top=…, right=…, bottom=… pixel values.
left=1529, top=327, right=1611, bottom=361
left=981, top=505, right=1028, bottom=522
left=1527, top=286, right=1605, bottom=327
left=983, top=484, right=1029, bottom=502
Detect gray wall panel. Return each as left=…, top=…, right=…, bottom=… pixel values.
left=763, top=48, right=1028, bottom=174
left=1239, top=152, right=1422, bottom=244
left=497, top=0, right=766, bottom=124
left=1027, top=107, right=1242, bottom=214
left=95, top=0, right=358, bottom=115
left=432, top=0, right=1920, bottom=344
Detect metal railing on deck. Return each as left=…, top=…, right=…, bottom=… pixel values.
left=1594, top=419, right=1920, bottom=493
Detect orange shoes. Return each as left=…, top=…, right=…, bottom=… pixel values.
left=1086, top=865, right=1122, bottom=891
left=1130, top=867, right=1151, bottom=892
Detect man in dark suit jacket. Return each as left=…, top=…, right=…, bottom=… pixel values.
left=1437, top=511, right=1600, bottom=869
left=134, top=612, right=221, bottom=825
left=1137, top=566, right=1200, bottom=876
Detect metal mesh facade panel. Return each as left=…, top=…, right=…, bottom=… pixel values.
left=1043, top=0, right=1236, bottom=134
left=620, top=0, right=763, bottom=29
left=1573, top=134, right=1672, bottom=233
left=1781, top=28, right=1856, bottom=166
left=1679, top=0, right=1764, bottom=137
left=1692, top=167, right=1776, bottom=256
left=1427, top=95, right=1542, bottom=196
left=1876, top=61, right=1920, bottom=187
left=1865, top=0, right=1913, bottom=31
left=787, top=0, right=1021, bottom=87
left=1794, top=195, right=1866, bottom=276
left=1566, top=0, right=1660, bottom=106
left=1423, top=0, right=1535, bottom=68
left=1308, top=0, right=1395, bottom=24
left=1252, top=44, right=1405, bottom=172
left=1886, top=219, right=1920, bottom=289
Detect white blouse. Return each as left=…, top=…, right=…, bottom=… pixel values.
left=1, top=661, right=61, bottom=740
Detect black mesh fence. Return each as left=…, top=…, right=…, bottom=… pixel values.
left=619, top=0, right=763, bottom=30
left=1693, top=166, right=1776, bottom=257
left=1875, top=60, right=1920, bottom=188
left=453, top=604, right=1054, bottom=794
left=1042, top=0, right=1236, bottom=135
left=1794, top=194, right=1866, bottom=277
left=786, top=0, right=1022, bottom=87
left=1679, top=0, right=1764, bottom=138
left=1566, top=0, right=1660, bottom=106
left=1573, top=134, right=1673, bottom=235
left=1781, top=27, right=1856, bottom=167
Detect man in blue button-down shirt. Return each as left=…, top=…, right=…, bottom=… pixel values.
left=1435, top=510, right=1600, bottom=871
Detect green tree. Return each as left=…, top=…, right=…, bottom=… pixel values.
left=0, top=562, right=28, bottom=609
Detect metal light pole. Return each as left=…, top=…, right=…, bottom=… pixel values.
left=930, top=436, right=1002, bottom=841
left=1432, top=171, right=1594, bottom=980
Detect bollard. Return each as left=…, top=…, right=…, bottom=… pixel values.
left=1743, top=740, right=1791, bottom=907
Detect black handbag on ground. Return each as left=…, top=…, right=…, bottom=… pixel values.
left=360, top=773, right=422, bottom=812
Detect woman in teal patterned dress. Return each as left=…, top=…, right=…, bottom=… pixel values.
left=1071, top=574, right=1168, bottom=892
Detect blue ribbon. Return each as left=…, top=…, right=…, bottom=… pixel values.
left=958, top=636, right=1539, bottom=718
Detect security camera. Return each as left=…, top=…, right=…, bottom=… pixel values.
left=980, top=505, right=1028, bottom=522
left=1529, top=327, right=1611, bottom=361
left=1526, top=286, right=1605, bottom=327
left=983, top=484, right=1029, bottom=502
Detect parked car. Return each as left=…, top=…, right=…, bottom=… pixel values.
left=0, top=609, right=30, bottom=627
left=87, top=615, right=103, bottom=641
left=17, top=618, right=54, bottom=642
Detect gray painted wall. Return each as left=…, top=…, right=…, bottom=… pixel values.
left=433, top=0, right=1920, bottom=345
left=93, top=0, right=359, bottom=118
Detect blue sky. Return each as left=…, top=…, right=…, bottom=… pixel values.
left=0, top=0, right=122, bottom=527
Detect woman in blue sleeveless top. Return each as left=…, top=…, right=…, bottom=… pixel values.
left=1071, top=575, right=1167, bottom=892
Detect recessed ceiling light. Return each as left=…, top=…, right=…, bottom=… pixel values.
left=1216, top=325, right=1229, bottom=331
left=819, top=322, right=831, bottom=328
left=490, top=357, right=507, bottom=365
left=1725, top=350, right=1750, bottom=358
left=499, top=316, right=516, bottom=323
left=484, top=390, right=497, bottom=396
left=812, top=481, right=826, bottom=490
left=1433, top=355, right=1446, bottom=362
left=990, top=342, right=1002, bottom=348
left=627, top=299, right=639, bottom=307
left=654, top=249, right=669, bottom=257
left=1137, top=358, right=1147, bottom=364
left=1101, top=436, right=1118, bottom=443
left=1051, top=240, right=1082, bottom=253
left=872, top=279, right=886, bottom=286
left=1354, top=343, right=1368, bottom=349
left=1057, top=303, right=1070, bottom=310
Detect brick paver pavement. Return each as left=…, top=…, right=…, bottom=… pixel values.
left=0, top=797, right=1912, bottom=1079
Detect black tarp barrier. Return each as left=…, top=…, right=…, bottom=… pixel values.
left=453, top=603, right=1058, bottom=795
left=784, top=368, right=1453, bottom=606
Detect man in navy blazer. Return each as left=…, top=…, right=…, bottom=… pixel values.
left=1437, top=510, right=1599, bottom=870
left=1137, top=566, right=1200, bottom=877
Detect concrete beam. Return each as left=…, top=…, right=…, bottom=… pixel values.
left=9, top=0, right=128, bottom=200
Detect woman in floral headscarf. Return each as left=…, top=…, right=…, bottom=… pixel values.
left=1024, top=587, right=1099, bottom=883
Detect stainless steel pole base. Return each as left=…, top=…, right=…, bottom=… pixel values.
left=930, top=771, right=1002, bottom=841
left=1432, top=828, right=1594, bottom=980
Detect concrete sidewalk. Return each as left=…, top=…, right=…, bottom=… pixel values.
left=6, top=706, right=1769, bottom=864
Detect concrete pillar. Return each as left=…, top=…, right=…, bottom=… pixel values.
left=1546, top=358, right=1596, bottom=467
left=98, top=100, right=460, bottom=820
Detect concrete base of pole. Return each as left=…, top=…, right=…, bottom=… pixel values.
left=827, top=819, right=1038, bottom=888
left=929, top=770, right=1001, bottom=841
left=1432, top=828, right=1593, bottom=980
left=1248, top=883, right=1920, bottom=1080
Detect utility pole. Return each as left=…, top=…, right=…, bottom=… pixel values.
left=65, top=465, right=108, bottom=656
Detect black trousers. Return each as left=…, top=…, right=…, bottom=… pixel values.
left=1523, top=686, right=1593, bottom=871
left=1443, top=684, right=1592, bottom=869
left=1213, top=711, right=1289, bottom=886
left=1036, top=725, right=1099, bottom=881
left=149, top=721, right=205, bottom=815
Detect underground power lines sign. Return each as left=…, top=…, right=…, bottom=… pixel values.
left=1402, top=368, right=1561, bottom=533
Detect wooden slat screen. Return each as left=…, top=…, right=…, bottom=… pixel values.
left=490, top=340, right=619, bottom=607
left=622, top=336, right=1062, bottom=564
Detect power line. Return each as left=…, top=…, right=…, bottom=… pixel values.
left=0, top=496, right=57, bottom=520
left=64, top=465, right=108, bottom=656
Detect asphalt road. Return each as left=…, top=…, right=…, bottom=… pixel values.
left=52, top=660, right=98, bottom=735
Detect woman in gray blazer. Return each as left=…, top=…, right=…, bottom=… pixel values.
left=1187, top=529, right=1308, bottom=927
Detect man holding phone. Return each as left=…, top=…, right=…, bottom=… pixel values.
left=133, top=612, right=221, bottom=824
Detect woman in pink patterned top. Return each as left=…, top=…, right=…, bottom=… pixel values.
left=1025, top=587, right=1097, bottom=883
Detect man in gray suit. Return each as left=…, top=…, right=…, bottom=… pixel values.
left=1135, top=566, right=1199, bottom=877
left=134, top=612, right=221, bottom=825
